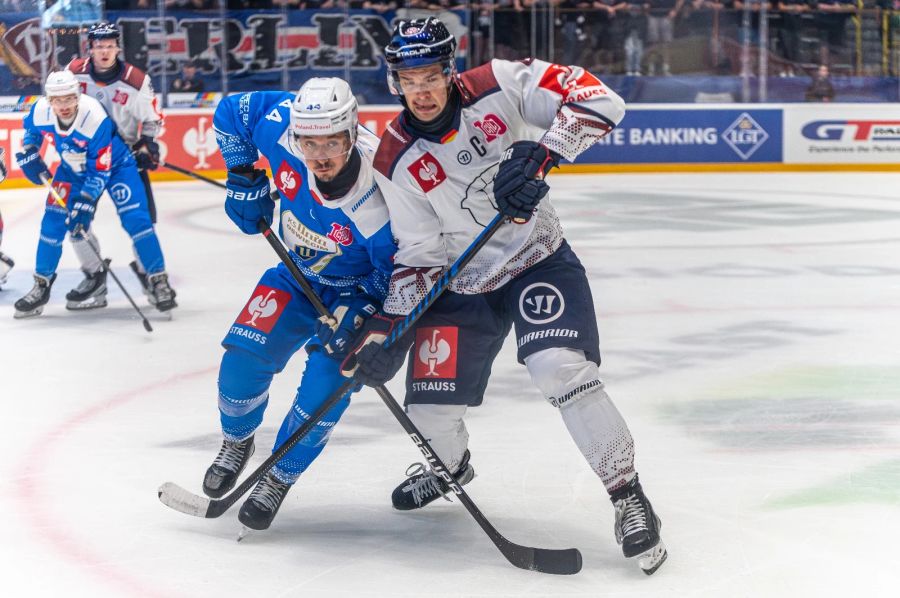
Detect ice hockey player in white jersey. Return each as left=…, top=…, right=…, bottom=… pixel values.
left=67, top=21, right=167, bottom=305
left=344, top=17, right=667, bottom=574
left=0, top=148, right=13, bottom=288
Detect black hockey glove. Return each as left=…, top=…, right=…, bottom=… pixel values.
left=493, top=141, right=559, bottom=223
left=340, top=312, right=413, bottom=387
left=132, top=136, right=161, bottom=171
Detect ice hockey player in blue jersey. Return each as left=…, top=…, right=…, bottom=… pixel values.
left=206, top=77, right=395, bottom=531
left=13, top=70, right=176, bottom=318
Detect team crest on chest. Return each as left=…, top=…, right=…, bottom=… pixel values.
left=275, top=162, right=302, bottom=200
left=112, top=89, right=129, bottom=106
left=408, top=152, right=446, bottom=193
left=326, top=223, right=353, bottom=246
left=473, top=114, right=508, bottom=142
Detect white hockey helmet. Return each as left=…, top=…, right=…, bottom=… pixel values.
left=45, top=70, right=80, bottom=99
left=290, top=77, right=358, bottom=159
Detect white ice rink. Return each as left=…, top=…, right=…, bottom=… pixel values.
left=1, top=172, right=898, bottom=597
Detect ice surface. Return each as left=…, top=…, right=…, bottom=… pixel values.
left=2, top=173, right=899, bottom=597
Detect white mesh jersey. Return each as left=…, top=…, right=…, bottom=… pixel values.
left=373, top=58, right=625, bottom=315
left=67, top=57, right=164, bottom=145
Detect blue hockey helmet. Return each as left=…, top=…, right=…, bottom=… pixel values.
left=384, top=17, right=457, bottom=95
left=87, top=21, right=120, bottom=47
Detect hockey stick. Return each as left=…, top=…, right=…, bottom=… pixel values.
left=262, top=221, right=582, bottom=575
left=158, top=214, right=582, bottom=574
left=160, top=160, right=226, bottom=189
left=42, top=175, right=153, bottom=332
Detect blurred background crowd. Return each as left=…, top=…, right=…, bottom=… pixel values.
left=4, top=1, right=898, bottom=103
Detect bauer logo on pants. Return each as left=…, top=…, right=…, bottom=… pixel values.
left=238, top=285, right=291, bottom=333
left=413, top=326, right=458, bottom=379
left=519, top=282, right=565, bottom=324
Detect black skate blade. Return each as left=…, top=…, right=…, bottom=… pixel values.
left=158, top=482, right=212, bottom=517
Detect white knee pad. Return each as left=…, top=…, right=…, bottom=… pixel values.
left=525, top=347, right=635, bottom=492
left=71, top=232, right=103, bottom=273
left=406, top=403, right=469, bottom=473
left=525, top=347, right=604, bottom=408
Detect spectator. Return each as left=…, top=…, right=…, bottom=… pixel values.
left=621, top=0, right=648, bottom=75
left=777, top=0, right=811, bottom=73
left=812, top=0, right=857, bottom=66
left=646, top=0, right=685, bottom=75
left=170, top=60, right=204, bottom=92
left=805, top=63, right=835, bottom=100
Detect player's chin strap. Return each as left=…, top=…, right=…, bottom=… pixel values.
left=159, top=213, right=583, bottom=575
left=40, top=174, right=154, bottom=332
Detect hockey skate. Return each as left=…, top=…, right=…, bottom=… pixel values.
left=238, top=472, right=293, bottom=531
left=66, top=259, right=109, bottom=310
left=610, top=476, right=667, bottom=575
left=0, top=252, right=13, bottom=287
left=147, top=271, right=177, bottom=312
left=391, top=449, right=475, bottom=511
left=203, top=435, right=255, bottom=498
left=14, top=273, right=56, bottom=318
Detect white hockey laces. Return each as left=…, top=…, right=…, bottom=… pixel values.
left=402, top=463, right=453, bottom=506
left=212, top=439, right=250, bottom=473
left=615, top=494, right=649, bottom=542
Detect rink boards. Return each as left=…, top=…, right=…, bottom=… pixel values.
left=0, top=102, right=898, bottom=187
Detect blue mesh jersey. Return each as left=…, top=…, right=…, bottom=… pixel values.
left=23, top=94, right=136, bottom=202
left=213, top=90, right=395, bottom=300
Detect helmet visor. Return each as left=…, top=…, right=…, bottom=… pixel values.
left=292, top=131, right=352, bottom=161
left=389, top=62, right=453, bottom=96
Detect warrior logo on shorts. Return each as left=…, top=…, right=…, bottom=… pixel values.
left=238, top=285, right=291, bottom=333
left=519, top=282, right=565, bottom=324
left=413, top=326, right=458, bottom=379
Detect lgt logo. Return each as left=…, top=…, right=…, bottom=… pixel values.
left=518, top=282, right=565, bottom=324
left=722, top=113, right=769, bottom=160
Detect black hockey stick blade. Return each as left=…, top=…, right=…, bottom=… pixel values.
left=500, top=539, right=583, bottom=575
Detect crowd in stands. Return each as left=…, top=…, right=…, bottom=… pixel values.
left=24, top=0, right=900, bottom=79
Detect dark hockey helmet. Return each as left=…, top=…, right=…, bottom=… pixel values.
left=384, top=17, right=457, bottom=95
left=87, top=21, right=120, bottom=47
